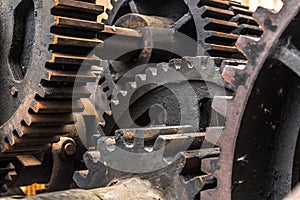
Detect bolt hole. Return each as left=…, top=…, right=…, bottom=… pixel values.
left=103, top=86, right=109, bottom=93
left=9, top=0, right=35, bottom=81
left=98, top=77, right=106, bottom=85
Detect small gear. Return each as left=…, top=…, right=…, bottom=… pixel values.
left=100, top=56, right=243, bottom=135
left=74, top=125, right=219, bottom=199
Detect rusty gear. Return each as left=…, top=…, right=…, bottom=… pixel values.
left=0, top=0, right=103, bottom=153
left=106, top=56, right=233, bottom=135
left=0, top=0, right=105, bottom=191
left=94, top=0, right=261, bottom=136
left=74, top=125, right=219, bottom=199
left=202, top=1, right=300, bottom=199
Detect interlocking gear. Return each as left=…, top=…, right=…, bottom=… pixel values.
left=201, top=1, right=300, bottom=199
left=0, top=0, right=105, bottom=190
left=94, top=0, right=261, bottom=136
left=74, top=125, right=219, bottom=199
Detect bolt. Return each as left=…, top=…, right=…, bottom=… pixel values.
left=64, top=142, right=76, bottom=156
left=10, top=87, right=18, bottom=97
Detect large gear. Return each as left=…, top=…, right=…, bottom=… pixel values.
left=0, top=0, right=103, bottom=153
left=0, top=0, right=105, bottom=190
left=201, top=1, right=300, bottom=199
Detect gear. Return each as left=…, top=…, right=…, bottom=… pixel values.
left=201, top=1, right=300, bottom=199
left=103, top=0, right=261, bottom=61
left=74, top=125, right=219, bottom=199
left=93, top=0, right=261, bottom=136
left=74, top=56, right=247, bottom=198
left=0, top=0, right=103, bottom=153
left=0, top=0, right=105, bottom=190
left=106, top=56, right=236, bottom=135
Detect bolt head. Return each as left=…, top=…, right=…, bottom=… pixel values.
left=64, top=143, right=76, bottom=156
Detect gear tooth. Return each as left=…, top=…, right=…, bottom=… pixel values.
left=6, top=133, right=14, bottom=146
left=83, top=151, right=101, bottom=169
left=212, top=96, right=233, bottom=117
left=182, top=176, right=203, bottom=197
left=0, top=140, right=5, bottom=152
left=253, top=7, right=276, bottom=28
left=172, top=152, right=187, bottom=171
left=31, top=100, right=39, bottom=113
left=182, top=57, right=196, bottom=69
left=221, top=61, right=247, bottom=88
left=97, top=137, right=111, bottom=155
left=169, top=59, right=182, bottom=70
left=15, top=127, right=23, bottom=137
left=145, top=67, right=157, bottom=76
left=116, top=90, right=127, bottom=101
left=157, top=65, right=168, bottom=74
left=36, top=86, right=45, bottom=97
left=201, top=157, right=219, bottom=176
left=158, top=62, right=170, bottom=71
left=23, top=112, right=32, bottom=126
left=8, top=163, right=15, bottom=170
left=135, top=74, right=147, bottom=84
left=111, top=99, right=119, bottom=106
left=205, top=127, right=224, bottom=146
left=153, top=136, right=167, bottom=151
left=5, top=174, right=12, bottom=182
left=125, top=82, right=137, bottom=91
left=236, top=35, right=260, bottom=58
left=73, top=170, right=89, bottom=189
left=133, top=130, right=145, bottom=150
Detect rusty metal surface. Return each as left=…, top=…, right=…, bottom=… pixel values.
left=94, top=0, right=262, bottom=138
left=1, top=0, right=296, bottom=199
left=74, top=125, right=218, bottom=199
left=202, top=0, right=300, bottom=199
left=107, top=56, right=231, bottom=135
left=0, top=0, right=104, bottom=190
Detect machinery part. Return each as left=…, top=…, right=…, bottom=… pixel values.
left=47, top=137, right=76, bottom=192
left=98, top=0, right=113, bottom=22
left=74, top=125, right=219, bottom=199
left=0, top=0, right=103, bottom=154
left=0, top=162, right=15, bottom=193
left=202, top=1, right=300, bottom=199
left=93, top=0, right=261, bottom=136
left=102, top=0, right=261, bottom=66
left=105, top=56, right=235, bottom=135
left=0, top=0, right=104, bottom=190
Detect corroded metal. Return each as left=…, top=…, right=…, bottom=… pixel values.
left=0, top=0, right=104, bottom=190
left=74, top=125, right=218, bottom=199
left=202, top=1, right=300, bottom=199
left=94, top=0, right=262, bottom=137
